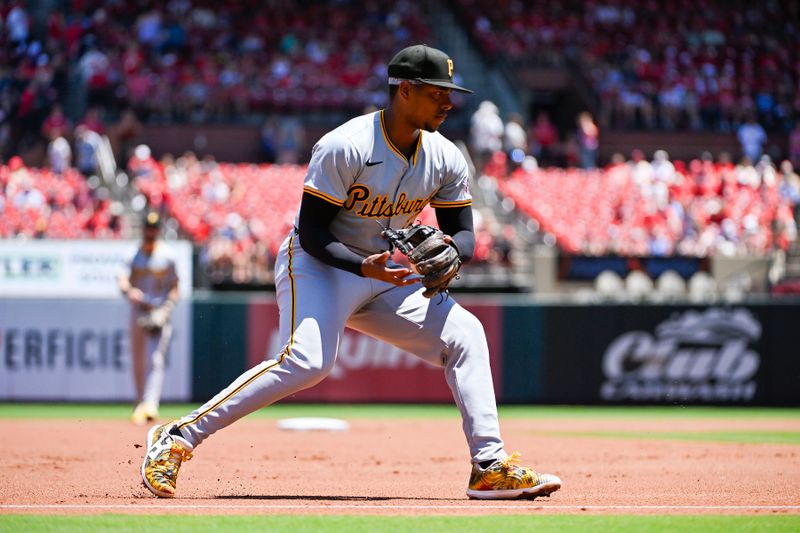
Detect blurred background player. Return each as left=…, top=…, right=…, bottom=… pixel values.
left=118, top=212, right=179, bottom=425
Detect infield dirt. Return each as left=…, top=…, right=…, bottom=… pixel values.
left=1, top=417, right=798, bottom=515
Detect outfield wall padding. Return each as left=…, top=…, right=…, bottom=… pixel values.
left=512, top=303, right=800, bottom=406
left=190, top=299, right=248, bottom=401
left=4, top=295, right=796, bottom=406
left=191, top=296, right=800, bottom=406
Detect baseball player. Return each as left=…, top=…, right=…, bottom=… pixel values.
left=141, top=44, right=561, bottom=500
left=119, top=212, right=179, bottom=425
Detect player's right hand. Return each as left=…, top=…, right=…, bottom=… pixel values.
left=126, top=287, right=147, bottom=305
left=361, top=251, right=420, bottom=286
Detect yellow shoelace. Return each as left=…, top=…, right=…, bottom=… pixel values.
left=156, top=444, right=192, bottom=472
left=499, top=451, right=522, bottom=470
left=169, top=445, right=192, bottom=464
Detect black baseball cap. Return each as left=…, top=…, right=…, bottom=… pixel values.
left=388, top=44, right=473, bottom=94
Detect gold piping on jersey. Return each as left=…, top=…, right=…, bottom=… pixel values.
left=379, top=109, right=422, bottom=166
left=303, top=186, right=344, bottom=206
left=131, top=267, right=172, bottom=278
left=285, top=231, right=298, bottom=347
left=179, top=233, right=298, bottom=431
left=429, top=199, right=473, bottom=208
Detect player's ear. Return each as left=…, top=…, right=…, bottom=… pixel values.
left=399, top=81, right=413, bottom=101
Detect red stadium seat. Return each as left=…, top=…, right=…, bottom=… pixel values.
left=487, top=154, right=795, bottom=257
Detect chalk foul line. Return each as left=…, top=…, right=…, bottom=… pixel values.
left=2, top=504, right=800, bottom=511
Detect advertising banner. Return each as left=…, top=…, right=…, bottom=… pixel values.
left=0, top=299, right=191, bottom=401
left=532, top=304, right=800, bottom=406
left=246, top=296, right=503, bottom=402
left=0, top=240, right=193, bottom=298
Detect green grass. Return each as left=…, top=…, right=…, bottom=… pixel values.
left=1, top=403, right=798, bottom=421
left=542, top=430, right=800, bottom=445
left=0, top=402, right=461, bottom=420
left=0, top=515, right=798, bottom=533
left=1, top=403, right=798, bottom=446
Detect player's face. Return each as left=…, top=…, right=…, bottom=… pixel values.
left=409, top=84, right=453, bottom=132
left=142, top=227, right=159, bottom=251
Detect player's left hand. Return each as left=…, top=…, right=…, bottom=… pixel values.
left=136, top=300, right=174, bottom=332
left=361, top=251, right=421, bottom=286
left=381, top=224, right=462, bottom=298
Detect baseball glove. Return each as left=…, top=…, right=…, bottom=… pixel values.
left=137, top=301, right=175, bottom=333
left=382, top=225, right=462, bottom=298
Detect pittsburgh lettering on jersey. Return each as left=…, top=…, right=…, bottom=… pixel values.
left=343, top=184, right=430, bottom=219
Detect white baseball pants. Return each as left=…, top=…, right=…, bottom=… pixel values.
left=176, top=231, right=505, bottom=463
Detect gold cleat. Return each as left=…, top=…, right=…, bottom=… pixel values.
left=141, top=423, right=193, bottom=498
left=466, top=452, right=561, bottom=500
left=131, top=403, right=159, bottom=426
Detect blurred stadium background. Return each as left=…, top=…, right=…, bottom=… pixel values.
left=1, top=0, right=799, bottom=407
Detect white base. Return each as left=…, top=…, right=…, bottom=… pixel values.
left=276, top=417, right=350, bottom=431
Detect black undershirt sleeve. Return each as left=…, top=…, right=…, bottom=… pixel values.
left=435, top=205, right=476, bottom=263
left=297, top=192, right=366, bottom=276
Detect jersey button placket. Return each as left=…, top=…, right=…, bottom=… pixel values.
left=388, top=161, right=412, bottom=229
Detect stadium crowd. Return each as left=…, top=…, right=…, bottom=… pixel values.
left=3, top=0, right=800, bottom=292
left=1, top=0, right=430, bottom=156
left=0, top=155, right=123, bottom=238
left=483, top=148, right=800, bottom=258
left=455, top=0, right=800, bottom=132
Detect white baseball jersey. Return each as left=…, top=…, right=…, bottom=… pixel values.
left=299, top=110, right=472, bottom=256
left=128, top=243, right=178, bottom=309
